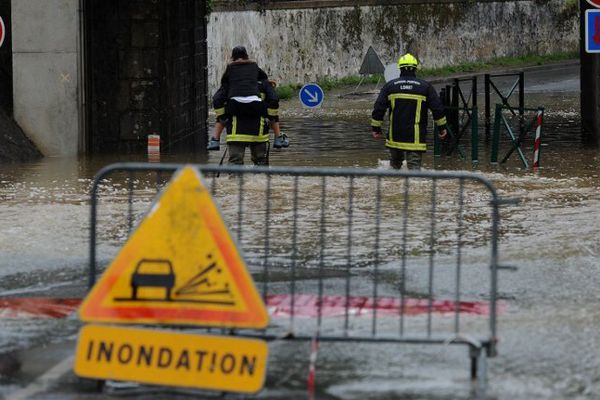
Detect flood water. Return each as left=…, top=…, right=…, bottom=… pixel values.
left=2, top=61, right=600, bottom=399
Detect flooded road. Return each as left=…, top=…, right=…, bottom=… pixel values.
left=2, top=61, right=600, bottom=399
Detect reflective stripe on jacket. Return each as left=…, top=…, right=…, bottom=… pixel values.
left=226, top=115, right=270, bottom=143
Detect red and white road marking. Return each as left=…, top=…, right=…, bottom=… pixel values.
left=0, top=298, right=81, bottom=318
left=0, top=294, right=496, bottom=319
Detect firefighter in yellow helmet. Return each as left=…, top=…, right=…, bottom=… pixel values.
left=371, top=53, right=448, bottom=170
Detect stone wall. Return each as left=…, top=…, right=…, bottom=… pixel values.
left=207, top=0, right=578, bottom=92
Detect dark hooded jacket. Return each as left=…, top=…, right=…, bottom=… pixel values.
left=220, top=60, right=268, bottom=98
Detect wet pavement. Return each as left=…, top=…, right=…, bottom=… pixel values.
left=2, top=60, right=600, bottom=399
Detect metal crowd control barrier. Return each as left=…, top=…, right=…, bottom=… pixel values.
left=433, top=115, right=478, bottom=163
left=485, top=72, right=525, bottom=140
left=439, top=78, right=479, bottom=163
left=88, top=163, right=515, bottom=389
left=449, top=77, right=478, bottom=136
left=491, top=104, right=544, bottom=169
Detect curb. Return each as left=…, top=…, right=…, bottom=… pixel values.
left=426, top=59, right=580, bottom=85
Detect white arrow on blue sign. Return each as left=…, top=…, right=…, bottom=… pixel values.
left=299, top=83, right=324, bottom=108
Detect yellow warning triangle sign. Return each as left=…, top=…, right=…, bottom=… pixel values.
left=79, top=166, right=269, bottom=329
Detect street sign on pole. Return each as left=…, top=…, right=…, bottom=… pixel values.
left=586, top=0, right=600, bottom=8
left=585, top=10, right=600, bottom=53
left=359, top=46, right=385, bottom=75
left=299, top=83, right=324, bottom=108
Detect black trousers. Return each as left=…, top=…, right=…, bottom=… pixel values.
left=228, top=142, right=268, bottom=166
left=389, top=148, right=423, bottom=170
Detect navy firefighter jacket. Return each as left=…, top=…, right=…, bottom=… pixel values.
left=212, top=80, right=279, bottom=143
left=371, top=74, right=447, bottom=151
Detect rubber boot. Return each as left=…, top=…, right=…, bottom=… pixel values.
left=207, top=137, right=220, bottom=151
left=274, top=133, right=289, bottom=148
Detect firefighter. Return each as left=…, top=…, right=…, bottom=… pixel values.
left=370, top=53, right=447, bottom=170
left=207, top=46, right=288, bottom=162
left=209, top=77, right=285, bottom=165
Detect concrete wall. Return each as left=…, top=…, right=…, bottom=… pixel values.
left=207, top=0, right=579, bottom=93
left=12, top=0, right=80, bottom=157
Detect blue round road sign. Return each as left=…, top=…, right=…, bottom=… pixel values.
left=299, top=83, right=324, bottom=108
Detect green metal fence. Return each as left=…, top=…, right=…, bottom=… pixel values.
left=491, top=104, right=544, bottom=169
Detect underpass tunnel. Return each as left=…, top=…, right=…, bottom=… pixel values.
left=83, top=0, right=208, bottom=154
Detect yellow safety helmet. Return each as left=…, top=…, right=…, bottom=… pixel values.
left=397, top=53, right=419, bottom=69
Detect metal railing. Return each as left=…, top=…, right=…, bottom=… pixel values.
left=485, top=72, right=525, bottom=140
left=439, top=78, right=479, bottom=163
left=88, top=163, right=515, bottom=385
left=491, top=104, right=545, bottom=169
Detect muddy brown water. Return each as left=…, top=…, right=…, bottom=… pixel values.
left=2, top=62, right=600, bottom=399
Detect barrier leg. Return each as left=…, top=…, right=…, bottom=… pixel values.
left=307, top=337, right=319, bottom=400
left=485, top=74, right=491, bottom=140
left=533, top=108, right=544, bottom=171
left=502, top=115, right=528, bottom=169
left=469, top=345, right=488, bottom=382
left=434, top=126, right=441, bottom=157
left=471, top=106, right=478, bottom=165
left=491, top=104, right=502, bottom=164
left=469, top=346, right=488, bottom=397
left=470, top=347, right=479, bottom=380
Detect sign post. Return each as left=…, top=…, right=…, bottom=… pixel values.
left=581, top=0, right=600, bottom=144
left=76, top=166, right=270, bottom=394
left=299, top=83, right=324, bottom=108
